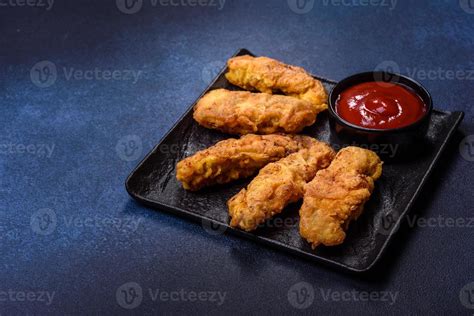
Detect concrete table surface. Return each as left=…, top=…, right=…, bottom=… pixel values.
left=1, top=0, right=473, bottom=314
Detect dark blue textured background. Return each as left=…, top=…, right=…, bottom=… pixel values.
left=1, top=0, right=473, bottom=314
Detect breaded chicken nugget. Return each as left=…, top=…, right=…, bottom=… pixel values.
left=226, top=55, right=328, bottom=108
left=228, top=139, right=335, bottom=231
left=176, top=134, right=316, bottom=191
left=299, top=147, right=383, bottom=248
left=193, top=89, right=325, bottom=135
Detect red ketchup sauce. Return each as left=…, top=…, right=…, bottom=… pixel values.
left=335, top=82, right=427, bottom=130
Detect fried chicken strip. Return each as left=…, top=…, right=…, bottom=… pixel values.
left=193, top=89, right=324, bottom=135
left=225, top=55, right=328, bottom=109
left=176, top=134, right=316, bottom=191
left=299, top=147, right=383, bottom=248
left=228, top=139, right=335, bottom=231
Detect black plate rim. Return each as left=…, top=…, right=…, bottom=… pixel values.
left=125, top=48, right=465, bottom=273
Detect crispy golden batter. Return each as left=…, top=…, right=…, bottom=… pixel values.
left=228, top=139, right=335, bottom=231
left=226, top=55, right=328, bottom=109
left=176, top=134, right=316, bottom=191
left=299, top=147, right=383, bottom=248
left=193, top=89, right=324, bottom=135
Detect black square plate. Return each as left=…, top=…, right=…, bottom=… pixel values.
left=126, top=49, right=464, bottom=273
